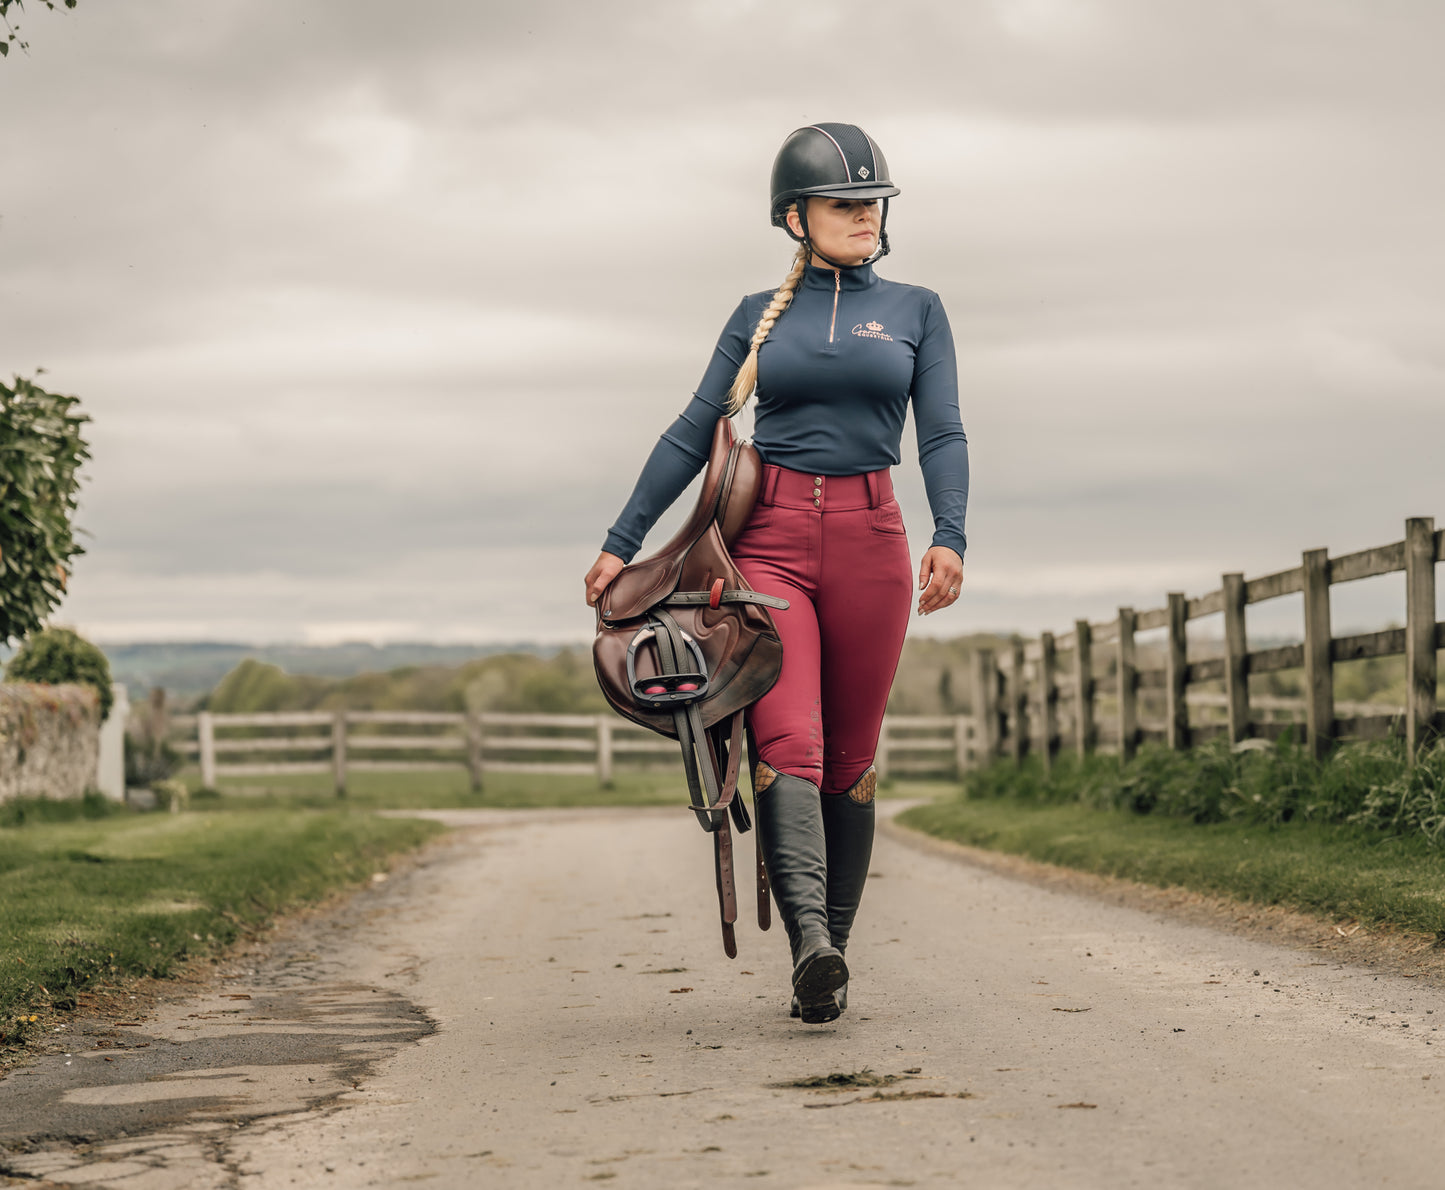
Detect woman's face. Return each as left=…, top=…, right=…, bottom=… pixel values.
left=787, top=197, right=881, bottom=267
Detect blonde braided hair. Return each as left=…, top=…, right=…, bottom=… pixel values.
left=725, top=233, right=809, bottom=415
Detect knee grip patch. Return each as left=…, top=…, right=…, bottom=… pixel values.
left=845, top=766, right=877, bottom=805
left=753, top=760, right=779, bottom=794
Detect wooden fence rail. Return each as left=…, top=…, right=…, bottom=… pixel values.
left=974, top=516, right=1443, bottom=768
left=166, top=710, right=977, bottom=795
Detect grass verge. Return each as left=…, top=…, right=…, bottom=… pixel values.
left=178, top=767, right=938, bottom=811
left=0, top=809, right=443, bottom=1045
left=898, top=797, right=1445, bottom=937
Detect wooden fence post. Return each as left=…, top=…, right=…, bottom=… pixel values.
left=953, top=715, right=971, bottom=777
left=332, top=711, right=348, bottom=798
left=1301, top=548, right=1334, bottom=760
left=1073, top=620, right=1094, bottom=758
left=1117, top=608, right=1137, bottom=761
left=973, top=647, right=999, bottom=762
left=1010, top=639, right=1029, bottom=764
left=1222, top=572, right=1251, bottom=746
left=877, top=716, right=891, bottom=781
left=198, top=711, right=216, bottom=789
left=1405, top=517, right=1438, bottom=756
left=465, top=710, right=483, bottom=792
left=1165, top=593, right=1188, bottom=751
left=596, top=715, right=614, bottom=785
left=1039, top=631, right=1057, bottom=769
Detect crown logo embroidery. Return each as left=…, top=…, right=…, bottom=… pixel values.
left=851, top=320, right=894, bottom=341
left=857, top=165, right=870, bottom=179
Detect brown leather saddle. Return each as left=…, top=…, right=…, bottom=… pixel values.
left=593, top=418, right=785, bottom=956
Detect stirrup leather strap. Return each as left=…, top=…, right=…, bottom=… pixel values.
left=646, top=606, right=750, bottom=955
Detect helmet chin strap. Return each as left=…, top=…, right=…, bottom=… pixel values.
left=791, top=198, right=891, bottom=269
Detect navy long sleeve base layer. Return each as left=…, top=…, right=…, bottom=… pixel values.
left=602, top=263, right=969, bottom=563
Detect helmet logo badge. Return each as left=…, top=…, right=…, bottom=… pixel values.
left=857, top=166, right=870, bottom=179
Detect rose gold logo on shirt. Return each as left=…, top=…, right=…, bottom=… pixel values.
left=851, top=320, right=893, bottom=341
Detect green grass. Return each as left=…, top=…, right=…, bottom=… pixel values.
left=180, top=766, right=939, bottom=812
left=0, top=790, right=129, bottom=829
left=898, top=798, right=1445, bottom=935
left=0, top=809, right=443, bottom=1039
left=183, top=767, right=710, bottom=811
left=897, top=739, right=1445, bottom=936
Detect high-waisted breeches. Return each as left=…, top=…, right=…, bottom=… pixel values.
left=730, top=464, right=913, bottom=794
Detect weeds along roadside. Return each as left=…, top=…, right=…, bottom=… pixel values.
left=900, top=737, right=1445, bottom=935
left=0, top=803, right=443, bottom=1054
left=954, top=737, right=1445, bottom=838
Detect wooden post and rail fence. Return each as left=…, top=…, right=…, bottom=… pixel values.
left=161, top=709, right=982, bottom=795
left=973, top=516, right=1443, bottom=767
left=153, top=516, right=1440, bottom=794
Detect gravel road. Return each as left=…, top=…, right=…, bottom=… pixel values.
left=4, top=803, right=1444, bottom=1189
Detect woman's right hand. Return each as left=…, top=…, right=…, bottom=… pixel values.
left=584, top=551, right=626, bottom=609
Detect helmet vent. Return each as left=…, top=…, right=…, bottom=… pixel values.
left=812, top=122, right=877, bottom=184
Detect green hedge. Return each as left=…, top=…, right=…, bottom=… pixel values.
left=0, top=375, right=90, bottom=646
left=964, top=737, right=1445, bottom=844
left=5, top=625, right=114, bottom=720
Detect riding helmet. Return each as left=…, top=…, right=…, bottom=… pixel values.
left=769, top=123, right=900, bottom=229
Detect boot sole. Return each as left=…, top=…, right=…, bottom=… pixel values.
left=793, top=952, right=848, bottom=1024
left=790, top=981, right=848, bottom=1020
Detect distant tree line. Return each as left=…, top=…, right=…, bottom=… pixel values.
left=195, top=634, right=1411, bottom=719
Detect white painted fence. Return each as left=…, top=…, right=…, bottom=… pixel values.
left=165, top=710, right=981, bottom=793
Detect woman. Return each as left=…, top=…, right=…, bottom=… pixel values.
left=584, top=123, right=969, bottom=1024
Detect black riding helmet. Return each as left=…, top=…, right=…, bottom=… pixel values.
left=769, top=123, right=900, bottom=268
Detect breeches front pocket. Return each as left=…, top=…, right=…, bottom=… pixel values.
left=866, top=499, right=908, bottom=537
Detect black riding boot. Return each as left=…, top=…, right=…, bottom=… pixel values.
left=755, top=763, right=848, bottom=1024
left=789, top=765, right=876, bottom=1018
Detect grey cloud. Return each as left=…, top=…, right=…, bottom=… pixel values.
left=4, top=0, right=1443, bottom=644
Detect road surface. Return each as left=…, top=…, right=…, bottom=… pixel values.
left=3, top=804, right=1443, bottom=1188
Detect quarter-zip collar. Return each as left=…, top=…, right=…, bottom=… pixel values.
left=801, top=262, right=879, bottom=292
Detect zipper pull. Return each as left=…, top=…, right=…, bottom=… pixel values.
left=829, top=269, right=841, bottom=343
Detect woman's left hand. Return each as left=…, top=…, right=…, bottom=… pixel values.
left=916, top=546, right=963, bottom=616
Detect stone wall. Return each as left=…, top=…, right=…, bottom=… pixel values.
left=0, top=683, right=101, bottom=802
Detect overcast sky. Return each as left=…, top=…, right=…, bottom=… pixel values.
left=3, top=0, right=1442, bottom=649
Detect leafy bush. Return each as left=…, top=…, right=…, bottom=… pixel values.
left=123, top=727, right=181, bottom=786
left=151, top=778, right=190, bottom=813
left=4, top=625, right=113, bottom=720
left=963, top=737, right=1445, bottom=844
left=0, top=375, right=90, bottom=644
left=1, top=1, right=80, bottom=60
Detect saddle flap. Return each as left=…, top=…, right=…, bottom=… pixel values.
left=598, top=552, right=687, bottom=623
